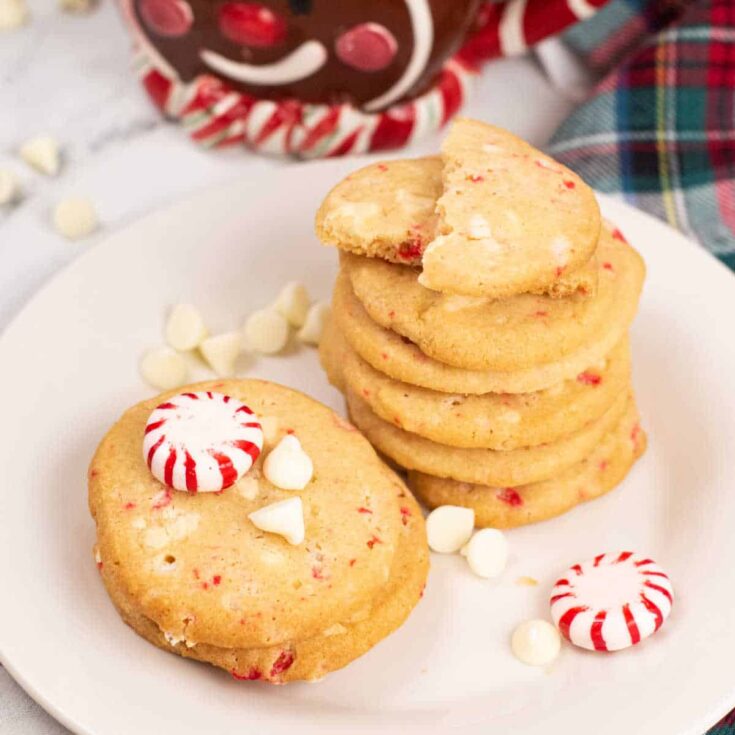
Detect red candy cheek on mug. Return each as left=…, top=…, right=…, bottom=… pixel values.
left=139, top=0, right=193, bottom=37
left=335, top=23, right=398, bottom=72
left=217, top=2, right=288, bottom=47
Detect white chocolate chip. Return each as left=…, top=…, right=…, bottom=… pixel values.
left=467, top=214, right=492, bottom=239
left=323, top=623, right=347, bottom=637
left=482, top=143, right=501, bottom=154
left=167, top=511, right=199, bottom=540
left=263, top=435, right=313, bottom=491
left=144, top=527, right=169, bottom=549
left=59, top=0, right=97, bottom=11
left=249, top=496, right=305, bottom=545
left=460, top=528, right=508, bottom=579
left=259, top=546, right=289, bottom=566
left=425, top=505, right=475, bottom=554
left=131, top=517, right=147, bottom=530
left=53, top=197, right=98, bottom=240
left=93, top=547, right=101, bottom=564
left=0, top=0, right=28, bottom=29
left=165, top=303, right=207, bottom=351
left=331, top=201, right=381, bottom=226
left=396, top=189, right=435, bottom=213
left=275, top=281, right=310, bottom=328
left=153, top=552, right=177, bottom=573
left=199, top=332, right=242, bottom=376
left=535, top=158, right=562, bottom=174
left=139, top=347, right=189, bottom=390
left=503, top=209, right=523, bottom=237
left=20, top=136, right=61, bottom=176
left=237, top=475, right=260, bottom=501
left=0, top=169, right=21, bottom=204
left=297, top=302, right=330, bottom=346
left=243, top=309, right=289, bottom=355
left=511, top=620, right=561, bottom=667
left=442, top=295, right=489, bottom=313
left=551, top=236, right=570, bottom=265
left=501, top=409, right=521, bottom=425
left=259, top=415, right=280, bottom=446
left=163, top=630, right=184, bottom=647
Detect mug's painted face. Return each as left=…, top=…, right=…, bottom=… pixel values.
left=125, top=0, right=480, bottom=110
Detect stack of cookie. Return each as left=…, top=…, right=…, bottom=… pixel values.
left=316, top=118, right=647, bottom=529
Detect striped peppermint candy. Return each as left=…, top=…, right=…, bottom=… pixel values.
left=143, top=391, right=263, bottom=493
left=550, top=551, right=673, bottom=652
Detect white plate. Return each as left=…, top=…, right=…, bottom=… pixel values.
left=1, top=159, right=734, bottom=735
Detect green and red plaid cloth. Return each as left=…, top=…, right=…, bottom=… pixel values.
left=551, top=1, right=734, bottom=731
left=550, top=0, right=735, bottom=272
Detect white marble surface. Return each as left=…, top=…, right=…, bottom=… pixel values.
left=0, top=3, right=575, bottom=732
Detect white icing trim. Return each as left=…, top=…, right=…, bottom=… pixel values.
left=363, top=0, right=433, bottom=112
left=567, top=0, right=598, bottom=20
left=499, top=0, right=528, bottom=57
left=200, top=41, right=327, bottom=86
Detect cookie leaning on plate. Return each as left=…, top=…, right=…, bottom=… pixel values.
left=419, top=118, right=601, bottom=298
left=89, top=379, right=428, bottom=683
left=315, top=156, right=443, bottom=266
left=315, top=154, right=597, bottom=299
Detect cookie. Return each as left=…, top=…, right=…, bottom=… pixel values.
left=418, top=118, right=601, bottom=298
left=99, top=478, right=428, bottom=684
left=343, top=223, right=645, bottom=371
left=316, top=155, right=597, bottom=299
left=408, top=397, right=647, bottom=528
left=89, top=379, right=428, bottom=682
left=331, top=269, right=634, bottom=395
left=322, top=316, right=631, bottom=449
left=316, top=157, right=443, bottom=265
left=346, top=389, right=629, bottom=487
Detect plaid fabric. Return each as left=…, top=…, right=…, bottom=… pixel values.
left=551, top=4, right=735, bottom=729
left=710, top=708, right=735, bottom=735
left=548, top=0, right=735, bottom=272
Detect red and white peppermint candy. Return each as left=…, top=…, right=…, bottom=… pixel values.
left=143, top=391, right=263, bottom=493
left=550, top=551, right=673, bottom=652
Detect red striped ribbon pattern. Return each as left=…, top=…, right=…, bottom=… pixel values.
left=143, top=391, right=263, bottom=493
left=549, top=551, right=673, bottom=652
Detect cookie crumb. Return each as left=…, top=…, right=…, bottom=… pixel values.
left=59, top=0, right=98, bottom=11
left=516, top=576, right=539, bottom=587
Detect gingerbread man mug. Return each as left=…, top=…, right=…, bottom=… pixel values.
left=118, top=0, right=609, bottom=157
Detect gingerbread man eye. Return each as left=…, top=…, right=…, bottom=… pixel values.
left=139, top=0, right=193, bottom=37
left=335, top=23, right=397, bottom=72
left=217, top=2, right=288, bottom=47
